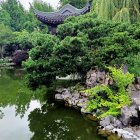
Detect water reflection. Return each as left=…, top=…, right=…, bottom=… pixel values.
left=0, top=100, right=40, bottom=140
left=28, top=103, right=105, bottom=140
left=0, top=68, right=106, bottom=140
left=0, top=68, right=46, bottom=118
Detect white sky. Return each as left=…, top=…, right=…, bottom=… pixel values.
left=19, top=0, right=60, bottom=10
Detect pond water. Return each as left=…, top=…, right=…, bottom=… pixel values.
left=0, top=68, right=106, bottom=140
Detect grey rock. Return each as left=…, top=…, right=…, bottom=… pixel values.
left=56, top=88, right=69, bottom=94
left=79, top=92, right=89, bottom=97
left=112, top=128, right=140, bottom=140
left=62, top=93, right=71, bottom=100
left=113, top=120, right=122, bottom=128
left=121, top=105, right=138, bottom=126
left=122, top=134, right=134, bottom=140
left=55, top=94, right=63, bottom=100
left=113, top=128, right=123, bottom=136
left=136, top=77, right=140, bottom=84
left=55, top=88, right=64, bottom=93
left=130, top=84, right=137, bottom=91
left=73, top=92, right=80, bottom=98
left=135, top=130, right=140, bottom=137
left=135, top=84, right=140, bottom=90
left=67, top=99, right=72, bottom=105
left=100, top=115, right=114, bottom=127
left=131, top=91, right=140, bottom=106
left=123, top=127, right=134, bottom=133
left=105, top=125, right=114, bottom=131
left=86, top=70, right=111, bottom=88
left=122, top=64, right=128, bottom=73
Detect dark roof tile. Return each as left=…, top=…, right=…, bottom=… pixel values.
left=31, top=2, right=91, bottom=25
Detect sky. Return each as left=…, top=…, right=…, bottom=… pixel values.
left=19, top=0, right=60, bottom=10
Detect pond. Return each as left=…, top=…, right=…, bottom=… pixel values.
left=0, top=68, right=106, bottom=140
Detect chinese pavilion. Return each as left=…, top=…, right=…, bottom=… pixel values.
left=31, top=1, right=91, bottom=34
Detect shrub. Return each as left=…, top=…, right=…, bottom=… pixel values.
left=83, top=67, right=134, bottom=118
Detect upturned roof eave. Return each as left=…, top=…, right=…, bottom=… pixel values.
left=30, top=2, right=91, bottom=18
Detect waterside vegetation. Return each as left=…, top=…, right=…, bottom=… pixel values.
left=0, top=0, right=140, bottom=139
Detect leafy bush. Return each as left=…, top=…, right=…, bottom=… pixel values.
left=83, top=67, right=134, bottom=118
left=23, top=12, right=140, bottom=89
left=125, top=53, right=140, bottom=76
left=23, top=34, right=59, bottom=90
left=57, top=13, right=140, bottom=75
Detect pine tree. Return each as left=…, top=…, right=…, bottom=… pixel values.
left=1, top=0, right=27, bottom=31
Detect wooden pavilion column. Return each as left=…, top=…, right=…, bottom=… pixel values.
left=48, top=25, right=57, bottom=35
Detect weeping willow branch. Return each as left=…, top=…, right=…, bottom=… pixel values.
left=92, top=0, right=140, bottom=23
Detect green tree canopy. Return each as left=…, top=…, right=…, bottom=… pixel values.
left=57, top=13, right=140, bottom=76
left=33, top=0, right=54, bottom=12
left=0, top=8, right=11, bottom=27
left=23, top=34, right=59, bottom=89
left=24, top=13, right=140, bottom=89
left=60, top=0, right=87, bottom=8
left=0, top=24, right=14, bottom=58
left=92, top=0, right=140, bottom=23
left=1, top=0, right=27, bottom=31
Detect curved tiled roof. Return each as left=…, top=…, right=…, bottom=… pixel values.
left=31, top=2, right=91, bottom=25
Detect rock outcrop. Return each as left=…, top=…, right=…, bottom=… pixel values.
left=55, top=70, right=140, bottom=140
left=55, top=88, right=90, bottom=114
left=86, top=70, right=112, bottom=88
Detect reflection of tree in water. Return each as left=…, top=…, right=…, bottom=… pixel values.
left=15, top=91, right=32, bottom=118
left=15, top=87, right=47, bottom=118
left=0, top=68, right=46, bottom=118
left=0, top=110, right=4, bottom=119
left=0, top=68, right=24, bottom=79
left=28, top=104, right=104, bottom=140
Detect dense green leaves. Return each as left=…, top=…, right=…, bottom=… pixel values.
left=0, top=8, right=11, bottom=27
left=0, top=0, right=53, bottom=32
left=92, top=0, right=140, bottom=23
left=23, top=34, right=59, bottom=89
left=60, top=0, right=88, bottom=8
left=53, top=36, right=91, bottom=76
left=23, top=12, right=140, bottom=89
left=84, top=67, right=134, bottom=118
left=1, top=0, right=140, bottom=90
left=0, top=24, right=14, bottom=58
left=33, top=0, right=54, bottom=12
left=1, top=0, right=27, bottom=31
left=57, top=13, right=140, bottom=75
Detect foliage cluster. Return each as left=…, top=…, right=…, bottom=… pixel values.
left=83, top=67, right=134, bottom=118
left=1, top=0, right=140, bottom=89
left=23, top=34, right=59, bottom=89
left=0, top=0, right=53, bottom=32
left=0, top=0, right=54, bottom=63
left=57, top=13, right=140, bottom=76
left=92, top=0, right=140, bottom=23
left=24, top=12, right=140, bottom=89
left=60, top=0, right=88, bottom=8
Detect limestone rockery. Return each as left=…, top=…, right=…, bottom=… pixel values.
left=55, top=70, right=140, bottom=140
